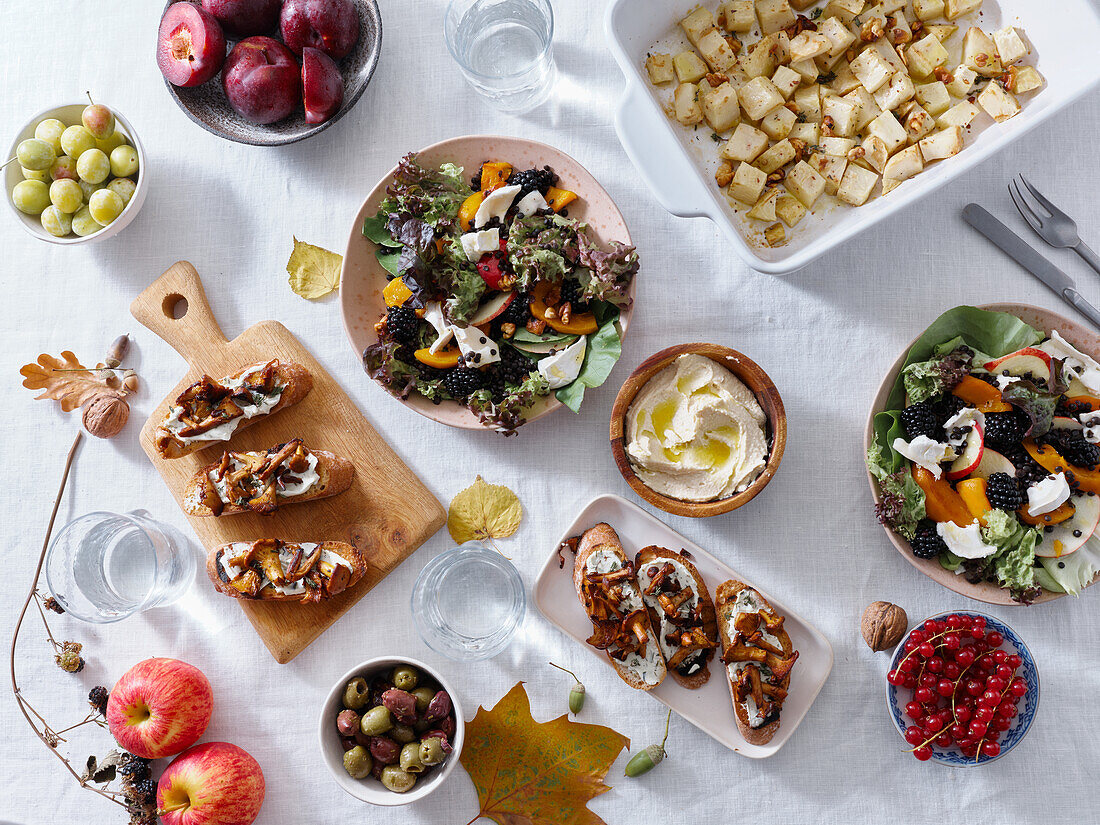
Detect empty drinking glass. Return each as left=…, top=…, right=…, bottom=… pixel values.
left=444, top=0, right=557, bottom=112
left=45, top=510, right=196, bottom=623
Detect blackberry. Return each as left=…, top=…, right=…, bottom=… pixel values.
left=442, top=367, right=487, bottom=399
left=986, top=472, right=1024, bottom=510
left=508, top=166, right=557, bottom=198
left=1043, top=427, right=1100, bottom=469
left=88, top=685, right=109, bottom=715
left=984, top=410, right=1028, bottom=449
left=118, top=754, right=152, bottom=781
left=910, top=520, right=948, bottom=559
left=132, top=778, right=157, bottom=803
left=901, top=401, right=939, bottom=441
left=498, top=292, right=531, bottom=326
left=386, top=304, right=420, bottom=345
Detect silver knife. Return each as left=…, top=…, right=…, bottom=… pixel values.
left=963, top=203, right=1100, bottom=330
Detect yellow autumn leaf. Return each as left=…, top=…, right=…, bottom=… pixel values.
left=287, top=237, right=342, bottom=299
left=447, top=476, right=523, bottom=544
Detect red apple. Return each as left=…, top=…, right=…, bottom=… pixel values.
left=280, top=0, right=360, bottom=59
left=302, top=47, right=344, bottom=124
left=158, top=3, right=228, bottom=88
left=971, top=446, right=1017, bottom=480
left=201, top=0, right=282, bottom=37
left=984, top=347, right=1053, bottom=382
left=222, top=36, right=302, bottom=124
left=158, top=742, right=264, bottom=825
left=469, top=292, right=516, bottom=326
left=945, top=422, right=984, bottom=481
left=106, top=658, right=213, bottom=759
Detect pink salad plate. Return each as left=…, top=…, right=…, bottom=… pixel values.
left=341, top=135, right=635, bottom=430
left=865, top=302, right=1100, bottom=605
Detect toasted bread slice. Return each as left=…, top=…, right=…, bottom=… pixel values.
left=183, top=441, right=353, bottom=517
left=155, top=360, right=313, bottom=459
left=715, top=580, right=798, bottom=746
left=207, top=540, right=364, bottom=602
left=635, top=546, right=718, bottom=689
left=574, top=523, right=667, bottom=691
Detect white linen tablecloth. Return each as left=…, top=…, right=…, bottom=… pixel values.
left=3, top=2, right=1099, bottom=823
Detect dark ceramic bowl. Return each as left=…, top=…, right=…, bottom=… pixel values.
left=160, top=0, right=382, bottom=146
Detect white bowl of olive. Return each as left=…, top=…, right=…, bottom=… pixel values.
left=318, top=656, right=463, bottom=805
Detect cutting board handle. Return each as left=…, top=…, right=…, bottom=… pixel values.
left=131, top=261, right=228, bottom=365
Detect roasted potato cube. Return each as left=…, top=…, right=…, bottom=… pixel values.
left=747, top=187, right=780, bottom=220
left=673, top=83, right=704, bottom=125
left=785, top=160, right=827, bottom=208
left=962, top=28, right=1002, bottom=77
left=775, top=191, right=808, bottom=225
left=918, top=126, right=964, bottom=161
left=772, top=66, right=802, bottom=99
left=866, top=111, right=907, bottom=154
left=703, top=82, right=742, bottom=132
left=719, top=0, right=757, bottom=33
left=828, top=61, right=862, bottom=95
left=761, top=105, right=797, bottom=140
left=729, top=162, right=768, bottom=204
left=761, top=30, right=791, bottom=64
left=880, top=0, right=906, bottom=12
left=787, top=58, right=819, bottom=82
left=903, top=104, right=936, bottom=141
left=645, top=53, right=675, bottom=85
left=739, top=77, right=786, bottom=120
left=1012, top=66, right=1044, bottom=95
left=789, top=0, right=817, bottom=10
left=937, top=99, right=981, bottom=128
left=680, top=7, right=717, bottom=46
left=697, top=29, right=739, bottom=71
left=819, top=16, right=857, bottom=58
left=871, top=39, right=906, bottom=73
left=673, top=51, right=708, bottom=83
left=824, top=0, right=865, bottom=23
left=755, top=0, right=796, bottom=34
left=793, top=85, right=822, bottom=121
left=872, top=71, right=915, bottom=112
left=882, top=143, right=924, bottom=183
left=907, top=34, right=950, bottom=78
left=844, top=86, right=881, bottom=131
left=977, top=81, right=1020, bottom=122
left=722, top=123, right=771, bottom=162
left=809, top=151, right=848, bottom=196
left=945, top=0, right=982, bottom=20
left=821, top=136, right=856, bottom=156
left=756, top=139, right=797, bottom=173
left=836, top=162, right=879, bottom=205
left=764, top=222, right=786, bottom=247
left=946, top=64, right=978, bottom=97
left=993, top=27, right=1028, bottom=65
left=822, top=95, right=859, bottom=136
left=850, top=48, right=894, bottom=93
left=789, top=31, right=830, bottom=62
left=925, top=24, right=958, bottom=42
left=739, top=40, right=779, bottom=79
left=789, top=120, right=820, bottom=144
left=914, top=81, right=951, bottom=116
left=912, top=0, right=944, bottom=21
left=860, top=134, right=890, bottom=173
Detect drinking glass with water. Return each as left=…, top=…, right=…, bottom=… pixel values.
left=445, top=0, right=556, bottom=112
left=45, top=510, right=196, bottom=623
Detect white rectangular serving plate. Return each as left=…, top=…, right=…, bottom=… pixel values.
left=605, top=0, right=1100, bottom=274
left=533, top=494, right=833, bottom=758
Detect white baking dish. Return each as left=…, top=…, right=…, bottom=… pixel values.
left=605, top=0, right=1100, bottom=274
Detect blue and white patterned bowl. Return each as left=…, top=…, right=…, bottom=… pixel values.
left=885, top=611, right=1039, bottom=766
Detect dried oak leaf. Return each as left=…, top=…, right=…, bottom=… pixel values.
left=287, top=237, right=342, bottom=299
left=20, top=352, right=122, bottom=412
left=447, top=476, right=523, bottom=544
left=460, top=682, right=629, bottom=825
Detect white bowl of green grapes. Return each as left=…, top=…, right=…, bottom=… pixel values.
left=6, top=98, right=146, bottom=244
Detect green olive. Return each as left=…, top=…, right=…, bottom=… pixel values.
left=343, top=745, right=373, bottom=779
left=391, top=723, right=417, bottom=744
left=360, top=705, right=393, bottom=736
left=419, top=736, right=446, bottom=766
left=392, top=665, right=420, bottom=692
left=411, top=687, right=435, bottom=712
left=399, top=742, right=426, bottom=773
left=343, top=678, right=369, bottom=710
left=380, top=765, right=417, bottom=793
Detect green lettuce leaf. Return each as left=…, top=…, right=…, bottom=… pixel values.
left=866, top=426, right=926, bottom=539
left=362, top=213, right=396, bottom=246
left=1038, top=538, right=1100, bottom=596
left=902, top=347, right=972, bottom=404
left=979, top=509, right=1040, bottom=602
left=555, top=316, right=622, bottom=413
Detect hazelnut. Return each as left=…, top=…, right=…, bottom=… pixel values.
left=81, top=394, right=129, bottom=439
left=861, top=601, right=908, bottom=652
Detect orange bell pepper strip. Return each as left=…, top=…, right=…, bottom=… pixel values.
left=1018, top=500, right=1074, bottom=527
left=911, top=466, right=975, bottom=527
left=955, top=478, right=991, bottom=527
left=1067, top=395, right=1100, bottom=412
left=1024, top=438, right=1100, bottom=494
left=951, top=375, right=1011, bottom=413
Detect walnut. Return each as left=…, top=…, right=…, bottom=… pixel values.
left=715, top=161, right=734, bottom=188
left=766, top=169, right=786, bottom=183
left=559, top=302, right=573, bottom=325
left=789, top=138, right=806, bottom=160
left=821, top=115, right=836, bottom=137
left=860, top=18, right=884, bottom=41
left=82, top=394, right=129, bottom=439
left=847, top=146, right=866, bottom=161
left=934, top=67, right=954, bottom=83
left=861, top=601, right=908, bottom=652
left=705, top=72, right=729, bottom=87
left=724, top=34, right=742, bottom=55
left=500, top=322, right=516, bottom=339
left=525, top=316, right=547, bottom=335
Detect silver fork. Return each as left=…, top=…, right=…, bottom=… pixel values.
left=1009, top=174, right=1100, bottom=276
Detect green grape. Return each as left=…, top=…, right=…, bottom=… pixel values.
left=49, top=156, right=79, bottom=181
left=11, top=180, right=51, bottom=215
left=88, top=189, right=125, bottom=225
left=60, top=125, right=95, bottom=159
left=71, top=206, right=102, bottom=237
left=97, top=132, right=126, bottom=154
left=78, top=179, right=104, bottom=201
left=49, top=179, right=83, bottom=214
left=109, top=145, right=139, bottom=178
left=34, top=118, right=66, bottom=154
left=40, top=205, right=73, bottom=237
left=21, top=167, right=50, bottom=182
left=106, top=177, right=136, bottom=205
left=16, top=138, right=56, bottom=171
left=76, top=149, right=110, bottom=184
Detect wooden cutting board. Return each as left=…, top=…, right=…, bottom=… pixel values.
left=131, top=261, right=445, bottom=663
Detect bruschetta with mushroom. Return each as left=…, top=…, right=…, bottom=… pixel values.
left=207, top=539, right=364, bottom=603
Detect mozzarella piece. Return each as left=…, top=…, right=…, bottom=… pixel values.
left=474, top=184, right=521, bottom=228
left=424, top=302, right=454, bottom=355
left=892, top=435, right=955, bottom=479
left=943, top=407, right=984, bottom=447
left=1040, top=331, right=1100, bottom=395
left=460, top=228, right=500, bottom=263
left=937, top=521, right=997, bottom=560
left=1027, top=472, right=1072, bottom=517
left=1080, top=411, right=1100, bottom=445
left=515, top=190, right=548, bottom=217
left=451, top=325, right=501, bottom=366
left=537, top=336, right=587, bottom=389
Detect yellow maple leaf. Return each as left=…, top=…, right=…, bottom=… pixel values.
left=447, top=476, right=523, bottom=544
left=287, top=237, right=342, bottom=300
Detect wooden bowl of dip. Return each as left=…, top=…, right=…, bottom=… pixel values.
left=609, top=343, right=786, bottom=518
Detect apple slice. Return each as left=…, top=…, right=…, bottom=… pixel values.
left=1035, top=493, right=1100, bottom=557
left=946, top=423, right=984, bottom=481
left=1050, top=415, right=1084, bottom=431
left=468, top=292, right=515, bottom=326
left=984, top=347, right=1053, bottom=382
left=971, top=446, right=1017, bottom=479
